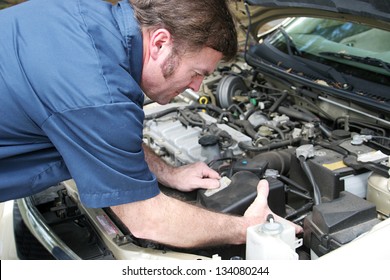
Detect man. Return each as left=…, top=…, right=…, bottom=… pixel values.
left=0, top=0, right=301, bottom=249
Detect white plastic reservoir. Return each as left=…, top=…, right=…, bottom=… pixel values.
left=246, top=214, right=302, bottom=260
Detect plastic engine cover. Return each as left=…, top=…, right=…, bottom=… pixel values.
left=197, top=171, right=286, bottom=216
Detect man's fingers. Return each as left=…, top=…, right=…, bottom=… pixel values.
left=256, top=179, right=269, bottom=199
left=200, top=165, right=221, bottom=180
left=203, top=178, right=221, bottom=189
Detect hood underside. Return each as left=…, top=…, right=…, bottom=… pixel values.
left=239, top=0, right=390, bottom=33
left=245, top=0, right=390, bottom=23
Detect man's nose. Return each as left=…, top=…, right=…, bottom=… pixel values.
left=188, top=76, right=204, bottom=92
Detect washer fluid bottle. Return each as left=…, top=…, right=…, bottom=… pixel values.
left=246, top=214, right=302, bottom=260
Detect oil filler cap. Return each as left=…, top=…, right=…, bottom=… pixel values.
left=198, top=135, right=218, bottom=146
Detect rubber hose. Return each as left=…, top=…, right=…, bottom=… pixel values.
left=299, top=156, right=321, bottom=205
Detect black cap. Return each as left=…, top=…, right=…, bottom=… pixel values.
left=198, top=135, right=219, bottom=146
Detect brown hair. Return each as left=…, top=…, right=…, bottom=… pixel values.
left=129, top=0, right=237, bottom=61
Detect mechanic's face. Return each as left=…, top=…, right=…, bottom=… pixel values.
left=141, top=30, right=223, bottom=104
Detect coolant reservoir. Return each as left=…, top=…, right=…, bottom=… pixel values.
left=246, top=215, right=302, bottom=260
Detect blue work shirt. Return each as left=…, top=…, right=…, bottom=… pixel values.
left=0, top=0, right=160, bottom=208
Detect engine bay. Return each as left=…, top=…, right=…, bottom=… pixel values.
left=141, top=57, right=390, bottom=259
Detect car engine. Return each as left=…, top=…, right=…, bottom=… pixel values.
left=142, top=57, right=390, bottom=260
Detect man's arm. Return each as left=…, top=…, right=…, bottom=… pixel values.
left=111, top=191, right=249, bottom=247
left=143, top=143, right=220, bottom=191
left=111, top=180, right=302, bottom=248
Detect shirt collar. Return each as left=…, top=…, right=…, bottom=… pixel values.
left=112, top=0, right=143, bottom=85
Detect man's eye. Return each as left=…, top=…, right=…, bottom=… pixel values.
left=193, top=72, right=202, bottom=78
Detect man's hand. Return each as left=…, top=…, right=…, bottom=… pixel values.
left=143, top=144, right=220, bottom=191
left=244, top=179, right=303, bottom=234
left=169, top=161, right=221, bottom=192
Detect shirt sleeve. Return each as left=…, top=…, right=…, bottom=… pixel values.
left=41, top=102, right=160, bottom=208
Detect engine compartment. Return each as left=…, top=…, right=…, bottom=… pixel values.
left=141, top=57, right=390, bottom=259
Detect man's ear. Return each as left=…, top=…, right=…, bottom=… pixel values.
left=149, top=28, right=173, bottom=61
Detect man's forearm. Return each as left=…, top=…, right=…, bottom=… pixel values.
left=143, top=143, right=174, bottom=187
left=111, top=192, right=250, bottom=248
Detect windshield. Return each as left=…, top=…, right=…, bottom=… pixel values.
left=267, top=17, right=390, bottom=81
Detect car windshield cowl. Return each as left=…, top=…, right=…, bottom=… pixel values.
left=319, top=52, right=390, bottom=73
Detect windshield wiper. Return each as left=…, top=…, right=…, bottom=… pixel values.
left=320, top=51, right=390, bottom=73
left=278, top=27, right=302, bottom=56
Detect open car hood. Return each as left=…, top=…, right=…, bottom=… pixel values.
left=245, top=0, right=390, bottom=24
left=234, top=0, right=390, bottom=37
